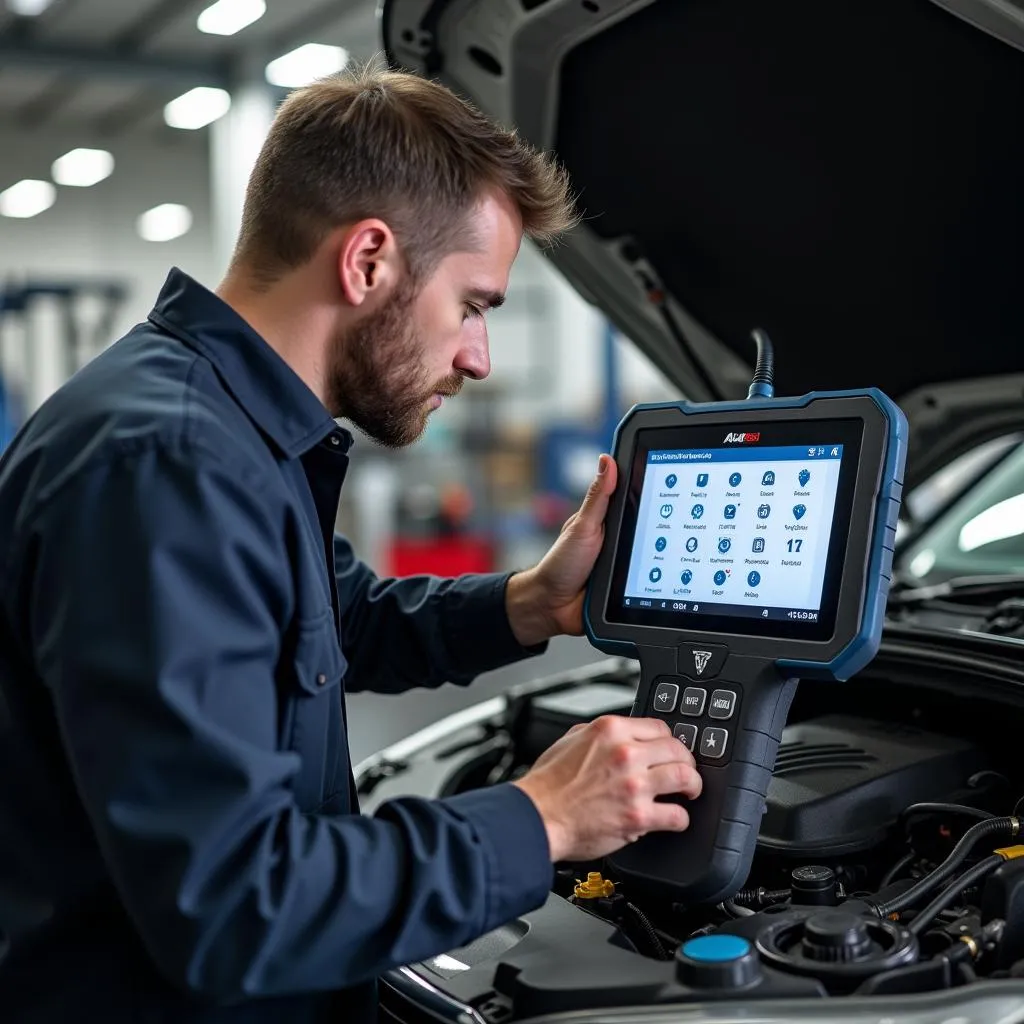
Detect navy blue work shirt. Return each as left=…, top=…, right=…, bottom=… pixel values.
left=0, top=268, right=554, bottom=1023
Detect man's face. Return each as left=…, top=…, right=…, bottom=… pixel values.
left=328, top=190, right=522, bottom=447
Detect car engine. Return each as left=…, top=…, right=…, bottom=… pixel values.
left=377, top=665, right=1024, bottom=1022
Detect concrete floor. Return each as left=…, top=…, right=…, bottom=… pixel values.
left=345, top=635, right=608, bottom=763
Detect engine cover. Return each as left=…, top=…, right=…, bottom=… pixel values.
left=758, top=714, right=988, bottom=857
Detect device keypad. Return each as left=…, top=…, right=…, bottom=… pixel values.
left=680, top=687, right=707, bottom=716
left=651, top=674, right=739, bottom=764
left=653, top=681, right=679, bottom=714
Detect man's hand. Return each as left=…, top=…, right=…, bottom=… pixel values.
left=513, top=715, right=702, bottom=861
left=506, top=454, right=617, bottom=647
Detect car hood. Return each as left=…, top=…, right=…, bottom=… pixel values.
left=381, top=0, right=1024, bottom=490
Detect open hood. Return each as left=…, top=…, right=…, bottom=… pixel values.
left=381, top=0, right=1024, bottom=489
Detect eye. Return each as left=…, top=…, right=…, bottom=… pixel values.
left=463, top=303, right=484, bottom=322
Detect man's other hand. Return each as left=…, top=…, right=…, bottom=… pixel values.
left=506, top=454, right=617, bottom=646
left=513, top=715, right=702, bottom=861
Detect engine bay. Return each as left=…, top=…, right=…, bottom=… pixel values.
left=373, top=655, right=1024, bottom=1022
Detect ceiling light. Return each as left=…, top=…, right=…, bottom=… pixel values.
left=51, top=148, right=115, bottom=187
left=265, top=44, right=349, bottom=89
left=197, top=0, right=265, bottom=36
left=6, top=0, right=55, bottom=15
left=0, top=179, right=56, bottom=218
left=137, top=203, right=193, bottom=242
left=163, top=87, right=231, bottom=130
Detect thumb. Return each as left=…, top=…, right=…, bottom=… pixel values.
left=577, top=454, right=617, bottom=527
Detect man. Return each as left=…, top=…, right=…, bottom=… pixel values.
left=0, top=64, right=701, bottom=1022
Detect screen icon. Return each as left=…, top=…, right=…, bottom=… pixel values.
left=718, top=538, right=732, bottom=554
left=799, top=468, right=811, bottom=487
left=681, top=570, right=693, bottom=585
left=691, top=504, right=705, bottom=520
left=747, top=571, right=761, bottom=587
left=713, top=570, right=727, bottom=586
left=807, top=447, right=816, bottom=457
left=660, top=504, right=674, bottom=518
left=649, top=568, right=663, bottom=583
left=625, top=599, right=631, bottom=606
left=752, top=537, right=766, bottom=553
left=693, top=604, right=700, bottom=611
left=817, top=448, right=825, bottom=456
left=696, top=473, right=709, bottom=488
left=793, top=504, right=807, bottom=521
left=729, top=472, right=742, bottom=487
left=686, top=537, right=699, bottom=553
left=762, top=609, right=769, bottom=618
left=757, top=503, right=771, bottom=519
left=831, top=447, right=840, bottom=457
left=761, top=470, right=775, bottom=486
left=655, top=536, right=667, bottom=552
left=665, top=474, right=678, bottom=490
left=724, top=504, right=737, bottom=520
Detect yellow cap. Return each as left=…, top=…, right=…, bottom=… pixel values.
left=574, top=871, right=615, bottom=899
left=996, top=845, right=1024, bottom=860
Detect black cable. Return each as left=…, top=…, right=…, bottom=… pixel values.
left=908, top=855, right=1003, bottom=936
left=875, top=817, right=1018, bottom=918
left=746, top=328, right=775, bottom=399
left=899, top=802, right=996, bottom=834
left=1013, top=795, right=1024, bottom=820
left=624, top=903, right=672, bottom=960
left=722, top=899, right=754, bottom=918
left=880, top=851, right=917, bottom=889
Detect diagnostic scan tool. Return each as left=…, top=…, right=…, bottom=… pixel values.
left=585, top=331, right=908, bottom=906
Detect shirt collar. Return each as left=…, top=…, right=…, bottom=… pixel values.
left=148, top=267, right=351, bottom=459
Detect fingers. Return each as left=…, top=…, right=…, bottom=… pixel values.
left=638, top=736, right=698, bottom=772
left=575, top=455, right=617, bottom=530
left=593, top=714, right=673, bottom=743
left=647, top=760, right=704, bottom=800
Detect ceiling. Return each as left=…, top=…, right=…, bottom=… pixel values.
left=0, top=0, right=383, bottom=138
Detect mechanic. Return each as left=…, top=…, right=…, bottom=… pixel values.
left=0, top=63, right=702, bottom=1023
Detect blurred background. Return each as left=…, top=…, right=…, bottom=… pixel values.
left=0, top=0, right=678, bottom=759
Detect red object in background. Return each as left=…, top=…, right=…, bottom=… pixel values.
left=387, top=536, right=495, bottom=577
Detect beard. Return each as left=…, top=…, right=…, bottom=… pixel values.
left=326, top=275, right=464, bottom=448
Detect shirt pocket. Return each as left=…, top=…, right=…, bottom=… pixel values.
left=283, top=611, right=349, bottom=811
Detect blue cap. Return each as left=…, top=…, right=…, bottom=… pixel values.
left=680, top=935, right=751, bottom=962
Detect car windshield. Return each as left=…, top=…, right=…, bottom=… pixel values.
left=898, top=440, right=1024, bottom=585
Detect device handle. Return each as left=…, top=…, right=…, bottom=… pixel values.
left=608, top=652, right=798, bottom=907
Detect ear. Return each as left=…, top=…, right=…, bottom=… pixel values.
left=337, top=219, right=401, bottom=307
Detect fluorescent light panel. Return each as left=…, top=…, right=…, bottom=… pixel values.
left=0, top=179, right=56, bottom=218
left=164, top=87, right=231, bottom=130
left=265, top=44, right=349, bottom=89
left=197, top=0, right=265, bottom=36
left=51, top=148, right=114, bottom=187
left=137, top=204, right=193, bottom=243
left=6, top=0, right=55, bottom=15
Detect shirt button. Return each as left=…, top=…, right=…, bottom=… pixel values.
left=317, top=673, right=327, bottom=686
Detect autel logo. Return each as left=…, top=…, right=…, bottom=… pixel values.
left=723, top=432, right=761, bottom=443
left=693, top=650, right=713, bottom=675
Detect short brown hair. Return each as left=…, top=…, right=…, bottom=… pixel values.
left=232, top=58, right=578, bottom=286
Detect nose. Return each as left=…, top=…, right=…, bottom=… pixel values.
left=454, top=326, right=490, bottom=381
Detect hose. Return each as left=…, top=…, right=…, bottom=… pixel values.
left=908, top=854, right=1003, bottom=936
left=874, top=816, right=1018, bottom=918
left=899, top=803, right=995, bottom=834
left=880, top=851, right=917, bottom=889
